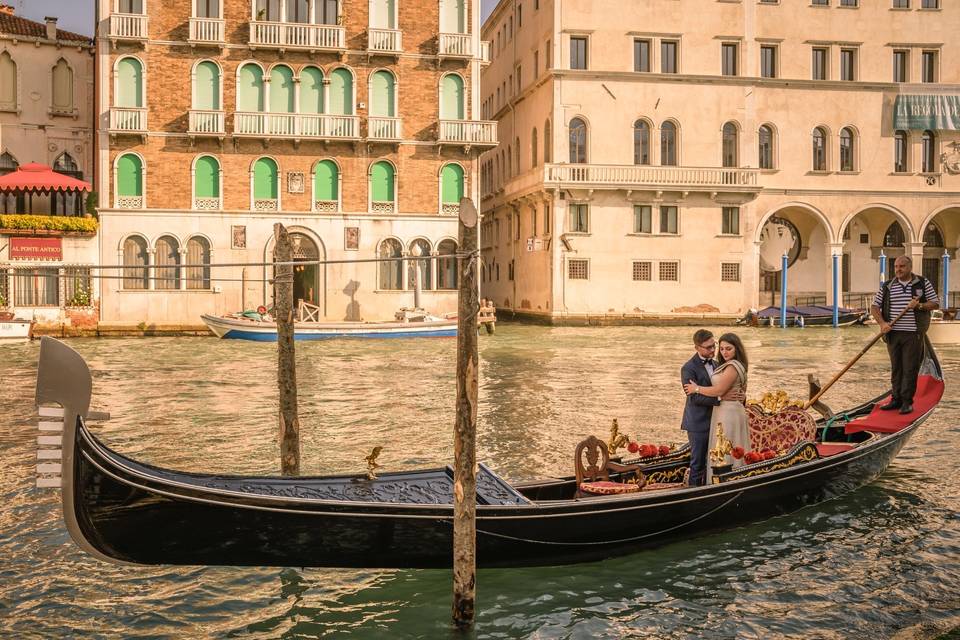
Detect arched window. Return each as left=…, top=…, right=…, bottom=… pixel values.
left=437, top=239, right=458, bottom=290
left=531, top=127, right=538, bottom=167
left=193, top=60, right=220, bottom=111
left=370, top=0, right=396, bottom=29
left=441, top=0, right=466, bottom=33
left=894, top=130, right=909, bottom=173
left=722, top=122, right=738, bottom=168
left=116, top=57, right=144, bottom=108
left=506, top=145, right=512, bottom=177
left=408, top=238, right=432, bottom=291
left=758, top=125, right=774, bottom=170
left=922, top=130, right=936, bottom=173
left=252, top=157, right=278, bottom=210
left=300, top=67, right=324, bottom=114
left=441, top=163, right=464, bottom=212
left=313, top=159, right=338, bottom=209
left=237, top=63, right=264, bottom=112
left=0, top=51, right=17, bottom=111
left=53, top=153, right=82, bottom=215
left=122, top=236, right=149, bottom=290
left=840, top=127, right=855, bottom=171
left=569, top=117, right=586, bottom=164
left=440, top=74, right=465, bottom=120
left=923, top=223, right=945, bottom=247
left=515, top=137, right=520, bottom=172
left=329, top=68, right=354, bottom=115
left=369, top=70, right=396, bottom=117
left=269, top=65, right=294, bottom=113
left=544, top=119, right=552, bottom=163
left=634, top=120, right=650, bottom=165
left=378, top=238, right=403, bottom=290
left=812, top=127, right=827, bottom=171
left=155, top=235, right=181, bottom=290
left=660, top=121, right=677, bottom=166
left=883, top=222, right=905, bottom=248
left=115, top=153, right=144, bottom=208
left=51, top=59, right=73, bottom=114
left=0, top=151, right=19, bottom=212
left=186, top=236, right=211, bottom=290
left=370, top=161, right=395, bottom=210
left=193, top=155, right=221, bottom=209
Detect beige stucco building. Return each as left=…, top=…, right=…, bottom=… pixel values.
left=479, top=0, right=960, bottom=321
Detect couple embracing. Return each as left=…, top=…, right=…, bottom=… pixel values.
left=680, top=329, right=751, bottom=486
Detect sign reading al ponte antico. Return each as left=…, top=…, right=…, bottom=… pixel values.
left=9, top=237, right=62, bottom=261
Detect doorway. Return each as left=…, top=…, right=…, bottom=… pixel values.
left=290, top=233, right=320, bottom=308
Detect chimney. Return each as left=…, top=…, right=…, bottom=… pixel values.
left=0, top=5, right=14, bottom=16
left=45, top=16, right=57, bottom=41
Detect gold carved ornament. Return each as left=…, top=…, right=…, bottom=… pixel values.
left=749, top=390, right=804, bottom=416
left=709, top=426, right=733, bottom=465
left=607, top=418, right=630, bottom=455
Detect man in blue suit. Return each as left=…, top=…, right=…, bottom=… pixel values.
left=681, top=329, right=740, bottom=486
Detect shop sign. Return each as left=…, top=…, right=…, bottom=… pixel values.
left=9, top=237, right=62, bottom=261
left=893, top=94, right=960, bottom=131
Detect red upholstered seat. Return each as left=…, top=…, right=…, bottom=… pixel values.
left=845, top=375, right=944, bottom=434
left=579, top=481, right=640, bottom=495
left=815, top=443, right=854, bottom=457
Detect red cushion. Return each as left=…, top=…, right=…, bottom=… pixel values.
left=580, top=481, right=640, bottom=495
left=816, top=443, right=854, bottom=457
left=845, top=375, right=944, bottom=434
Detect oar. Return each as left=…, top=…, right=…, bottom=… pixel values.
left=802, top=305, right=910, bottom=410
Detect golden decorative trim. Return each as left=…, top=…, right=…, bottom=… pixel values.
left=709, top=426, right=733, bottom=465
left=718, top=444, right=818, bottom=482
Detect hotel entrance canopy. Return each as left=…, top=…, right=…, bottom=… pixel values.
left=893, top=95, right=960, bottom=131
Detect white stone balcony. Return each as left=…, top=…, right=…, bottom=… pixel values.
left=368, top=117, right=402, bottom=141
left=368, top=28, right=402, bottom=54
left=188, top=110, right=225, bottom=136
left=109, top=107, right=147, bottom=133
left=109, top=13, right=148, bottom=41
left=249, top=21, right=345, bottom=51
left=438, top=119, right=498, bottom=148
left=189, top=17, right=225, bottom=44
left=234, top=112, right=360, bottom=140
left=480, top=41, right=491, bottom=65
left=439, top=33, right=471, bottom=57
left=542, top=164, right=761, bottom=192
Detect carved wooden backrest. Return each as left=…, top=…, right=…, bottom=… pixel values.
left=574, top=435, right=611, bottom=485
left=745, top=404, right=817, bottom=452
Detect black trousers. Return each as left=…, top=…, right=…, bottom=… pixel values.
left=886, top=330, right=924, bottom=405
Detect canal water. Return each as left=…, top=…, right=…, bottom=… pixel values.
left=1, top=326, right=958, bottom=639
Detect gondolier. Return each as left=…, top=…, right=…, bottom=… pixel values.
left=870, top=256, right=939, bottom=415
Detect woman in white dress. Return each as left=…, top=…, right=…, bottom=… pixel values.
left=682, top=333, right=751, bottom=484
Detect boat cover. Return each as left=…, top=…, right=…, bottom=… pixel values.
left=756, top=305, right=859, bottom=319
left=845, top=375, right=944, bottom=434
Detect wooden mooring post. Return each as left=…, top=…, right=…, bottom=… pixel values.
left=452, top=197, right=480, bottom=628
left=273, top=223, right=300, bottom=476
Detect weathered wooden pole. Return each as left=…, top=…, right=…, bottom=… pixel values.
left=452, top=196, right=479, bottom=628
left=273, top=223, right=300, bottom=476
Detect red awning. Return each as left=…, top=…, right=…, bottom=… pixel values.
left=0, top=162, right=91, bottom=193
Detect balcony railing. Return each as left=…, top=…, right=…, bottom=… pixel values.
left=480, top=40, right=491, bottom=64
left=368, top=117, right=402, bottom=140
left=193, top=197, right=221, bottom=211
left=542, top=164, right=760, bottom=189
left=234, top=112, right=360, bottom=139
left=109, top=13, right=148, bottom=41
left=109, top=107, right=147, bottom=133
left=189, top=17, right=225, bottom=44
left=188, top=110, right=225, bottom=135
left=368, top=28, right=402, bottom=53
left=249, top=21, right=345, bottom=50
left=438, top=119, right=498, bottom=146
left=439, top=33, right=472, bottom=57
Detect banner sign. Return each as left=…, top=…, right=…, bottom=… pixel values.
left=9, top=237, right=62, bottom=260
left=893, top=95, right=960, bottom=131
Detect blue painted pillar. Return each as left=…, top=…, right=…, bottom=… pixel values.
left=943, top=250, right=951, bottom=308
left=832, top=252, right=840, bottom=328
left=879, top=250, right=887, bottom=288
left=780, top=253, right=788, bottom=328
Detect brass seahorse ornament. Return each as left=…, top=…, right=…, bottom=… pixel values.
left=607, top=418, right=630, bottom=455
left=365, top=446, right=383, bottom=480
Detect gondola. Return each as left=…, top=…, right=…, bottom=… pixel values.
left=740, top=305, right=867, bottom=327
left=34, top=337, right=943, bottom=569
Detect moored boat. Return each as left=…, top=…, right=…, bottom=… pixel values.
left=201, top=309, right=457, bottom=341
left=0, top=313, right=33, bottom=339
left=742, top=305, right=867, bottom=327
left=33, top=337, right=943, bottom=569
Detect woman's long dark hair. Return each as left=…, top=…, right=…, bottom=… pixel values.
left=716, top=332, right=748, bottom=371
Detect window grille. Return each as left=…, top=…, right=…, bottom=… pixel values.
left=659, top=261, right=679, bottom=282
left=721, top=263, right=741, bottom=282
left=632, top=261, right=652, bottom=281
left=568, top=259, right=588, bottom=280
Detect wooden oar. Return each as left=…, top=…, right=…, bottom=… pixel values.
left=802, top=305, right=911, bottom=410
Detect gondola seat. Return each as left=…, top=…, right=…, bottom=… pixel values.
left=574, top=436, right=642, bottom=497
left=845, top=374, right=945, bottom=434
left=815, top=442, right=854, bottom=457
left=746, top=404, right=817, bottom=452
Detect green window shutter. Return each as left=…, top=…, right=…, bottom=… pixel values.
left=238, top=64, right=264, bottom=112
left=116, top=57, right=143, bottom=108
left=370, top=71, right=395, bottom=117
left=194, top=61, right=220, bottom=110
left=254, top=158, right=278, bottom=199
left=371, top=161, right=394, bottom=202
left=194, top=156, right=220, bottom=198
left=269, top=65, right=294, bottom=113
left=314, top=160, right=338, bottom=200
left=329, top=68, right=353, bottom=115
left=441, top=164, right=463, bottom=203
left=116, top=154, right=142, bottom=196
left=440, top=74, right=464, bottom=120
left=300, top=67, right=324, bottom=114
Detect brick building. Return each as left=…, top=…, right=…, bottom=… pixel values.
left=96, top=0, right=495, bottom=325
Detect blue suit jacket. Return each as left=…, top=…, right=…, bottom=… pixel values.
left=681, top=354, right=720, bottom=433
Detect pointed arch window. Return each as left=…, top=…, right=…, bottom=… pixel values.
left=0, top=152, right=20, bottom=212
left=812, top=127, right=827, bottom=171
left=440, top=74, right=465, bottom=120
left=53, top=153, right=82, bottom=215
left=531, top=128, right=539, bottom=167
left=186, top=236, right=212, bottom=289
left=437, top=239, right=458, bottom=290
left=51, top=59, right=74, bottom=115
left=252, top=157, right=279, bottom=210
left=544, top=119, right=552, bottom=163
left=922, top=130, right=937, bottom=173
left=722, top=122, right=738, bottom=168
left=408, top=238, right=433, bottom=291
left=116, top=153, right=144, bottom=208
left=378, top=238, right=403, bottom=290
left=0, top=51, right=16, bottom=112
left=155, top=235, right=181, bottom=290
left=923, top=223, right=945, bottom=248
left=660, top=121, right=677, bottom=166
left=758, top=125, right=774, bottom=170
left=569, top=117, right=586, bottom=164
left=883, top=222, right=905, bottom=248
left=194, top=155, right=221, bottom=210
left=122, top=236, right=149, bottom=290
left=840, top=127, right=855, bottom=171
left=633, top=120, right=650, bottom=165
left=313, top=159, right=339, bottom=210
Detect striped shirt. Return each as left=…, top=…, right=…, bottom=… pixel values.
left=872, top=276, right=939, bottom=332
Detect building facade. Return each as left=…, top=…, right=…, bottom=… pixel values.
left=479, top=0, right=960, bottom=321
left=96, top=0, right=495, bottom=325
left=0, top=7, right=95, bottom=321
